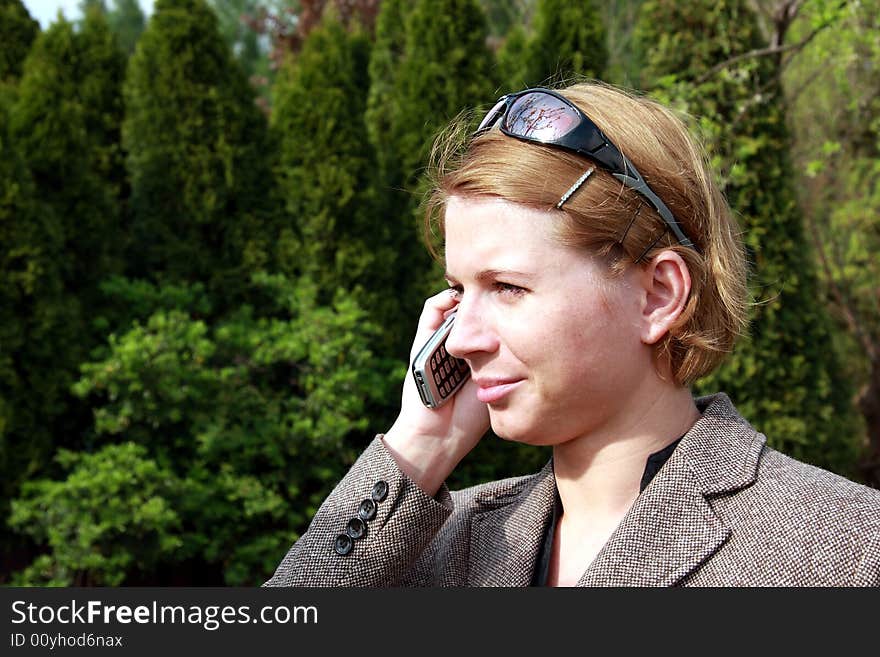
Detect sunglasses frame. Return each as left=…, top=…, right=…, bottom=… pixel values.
left=476, top=88, right=697, bottom=251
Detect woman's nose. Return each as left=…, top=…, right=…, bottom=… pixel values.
left=445, top=301, right=498, bottom=359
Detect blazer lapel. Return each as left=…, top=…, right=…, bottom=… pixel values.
left=579, top=393, right=766, bottom=586
left=467, top=461, right=556, bottom=586
left=577, top=453, right=729, bottom=586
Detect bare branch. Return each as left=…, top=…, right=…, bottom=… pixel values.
left=771, top=0, right=805, bottom=48
left=694, top=0, right=848, bottom=86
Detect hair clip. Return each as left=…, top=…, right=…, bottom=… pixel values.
left=556, top=167, right=595, bottom=209
left=635, top=227, right=669, bottom=263
left=618, top=205, right=641, bottom=245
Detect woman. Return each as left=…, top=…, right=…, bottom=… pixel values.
left=266, top=83, right=880, bottom=586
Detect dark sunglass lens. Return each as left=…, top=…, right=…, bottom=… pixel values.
left=477, top=98, right=509, bottom=132
left=504, top=93, right=580, bottom=142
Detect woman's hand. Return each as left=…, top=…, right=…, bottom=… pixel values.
left=383, top=290, right=490, bottom=496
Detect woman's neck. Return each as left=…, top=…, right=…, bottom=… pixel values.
left=551, top=384, right=700, bottom=522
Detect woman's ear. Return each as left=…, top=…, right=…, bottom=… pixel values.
left=639, top=249, right=691, bottom=345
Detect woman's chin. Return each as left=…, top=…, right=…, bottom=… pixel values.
left=488, top=413, right=553, bottom=446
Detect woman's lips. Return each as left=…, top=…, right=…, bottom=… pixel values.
left=474, top=379, right=523, bottom=404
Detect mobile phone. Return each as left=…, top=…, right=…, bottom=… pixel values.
left=411, top=311, right=471, bottom=408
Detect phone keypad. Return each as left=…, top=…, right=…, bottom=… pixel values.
left=430, top=344, right=469, bottom=398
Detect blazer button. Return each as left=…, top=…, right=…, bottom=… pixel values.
left=358, top=498, right=378, bottom=521
left=334, top=534, right=353, bottom=556
left=346, top=517, right=367, bottom=540
left=371, top=480, right=389, bottom=502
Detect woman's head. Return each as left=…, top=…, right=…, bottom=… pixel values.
left=426, top=82, right=748, bottom=386
left=443, top=194, right=680, bottom=444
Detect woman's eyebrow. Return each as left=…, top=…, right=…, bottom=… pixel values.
left=444, top=268, right=535, bottom=283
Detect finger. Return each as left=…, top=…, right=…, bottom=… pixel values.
left=415, top=288, right=459, bottom=335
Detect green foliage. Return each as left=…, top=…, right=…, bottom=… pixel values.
left=787, top=1, right=880, bottom=347
left=79, top=7, right=129, bottom=210
left=479, top=0, right=529, bottom=38
left=0, top=0, right=39, bottom=82
left=362, top=0, right=437, bottom=359
left=784, top=1, right=880, bottom=481
left=9, top=443, right=183, bottom=586
left=207, top=0, right=269, bottom=83
left=369, top=0, right=497, bottom=357
left=1, top=12, right=128, bottom=565
left=18, top=274, right=395, bottom=585
left=495, top=23, right=529, bottom=93
left=601, top=0, right=648, bottom=87
left=122, top=0, right=276, bottom=306
left=106, top=0, right=146, bottom=55
left=358, top=0, right=493, bottom=217
left=365, top=0, right=409, bottom=191
left=11, top=12, right=126, bottom=300
left=637, top=0, right=862, bottom=475
left=272, top=19, right=375, bottom=293
left=396, top=0, right=495, bottom=190
left=367, top=0, right=495, bottom=194
left=0, top=99, right=73, bottom=553
left=525, top=0, right=607, bottom=86
left=272, top=13, right=413, bottom=364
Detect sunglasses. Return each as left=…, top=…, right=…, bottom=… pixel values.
left=476, top=88, right=697, bottom=251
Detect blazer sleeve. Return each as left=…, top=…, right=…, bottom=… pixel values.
left=853, top=532, right=880, bottom=586
left=263, top=436, right=454, bottom=587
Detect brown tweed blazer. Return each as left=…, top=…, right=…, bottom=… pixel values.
left=265, top=393, right=880, bottom=586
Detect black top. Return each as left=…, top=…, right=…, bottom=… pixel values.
left=531, top=437, right=682, bottom=586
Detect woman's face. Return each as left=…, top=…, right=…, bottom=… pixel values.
left=443, top=195, right=653, bottom=445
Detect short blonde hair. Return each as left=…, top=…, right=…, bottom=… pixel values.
left=424, top=82, right=748, bottom=385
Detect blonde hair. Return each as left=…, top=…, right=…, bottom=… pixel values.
left=424, top=82, right=748, bottom=385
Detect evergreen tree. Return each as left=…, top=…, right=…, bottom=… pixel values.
left=272, top=15, right=399, bottom=332
left=0, top=99, right=71, bottom=578
left=123, top=0, right=276, bottom=307
left=368, top=0, right=497, bottom=357
left=0, top=0, right=39, bottom=83
left=79, top=4, right=128, bottom=215
left=107, top=0, right=146, bottom=55
left=208, top=0, right=267, bottom=83
left=601, top=0, right=647, bottom=87
left=495, top=22, right=529, bottom=93
left=365, top=0, right=409, bottom=193
left=11, top=12, right=126, bottom=322
left=9, top=442, right=183, bottom=585
left=367, top=0, right=497, bottom=199
left=636, top=0, right=861, bottom=475
left=79, top=0, right=107, bottom=15
left=363, top=0, right=424, bottom=355
left=479, top=0, right=526, bottom=38
left=2, top=13, right=128, bottom=573
left=525, top=0, right=607, bottom=86
left=396, top=0, right=495, bottom=192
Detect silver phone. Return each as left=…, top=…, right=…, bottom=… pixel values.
left=411, top=311, right=470, bottom=408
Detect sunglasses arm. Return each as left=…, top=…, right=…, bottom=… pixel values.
left=612, top=168, right=696, bottom=251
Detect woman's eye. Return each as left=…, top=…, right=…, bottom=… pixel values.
left=494, top=282, right=526, bottom=296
